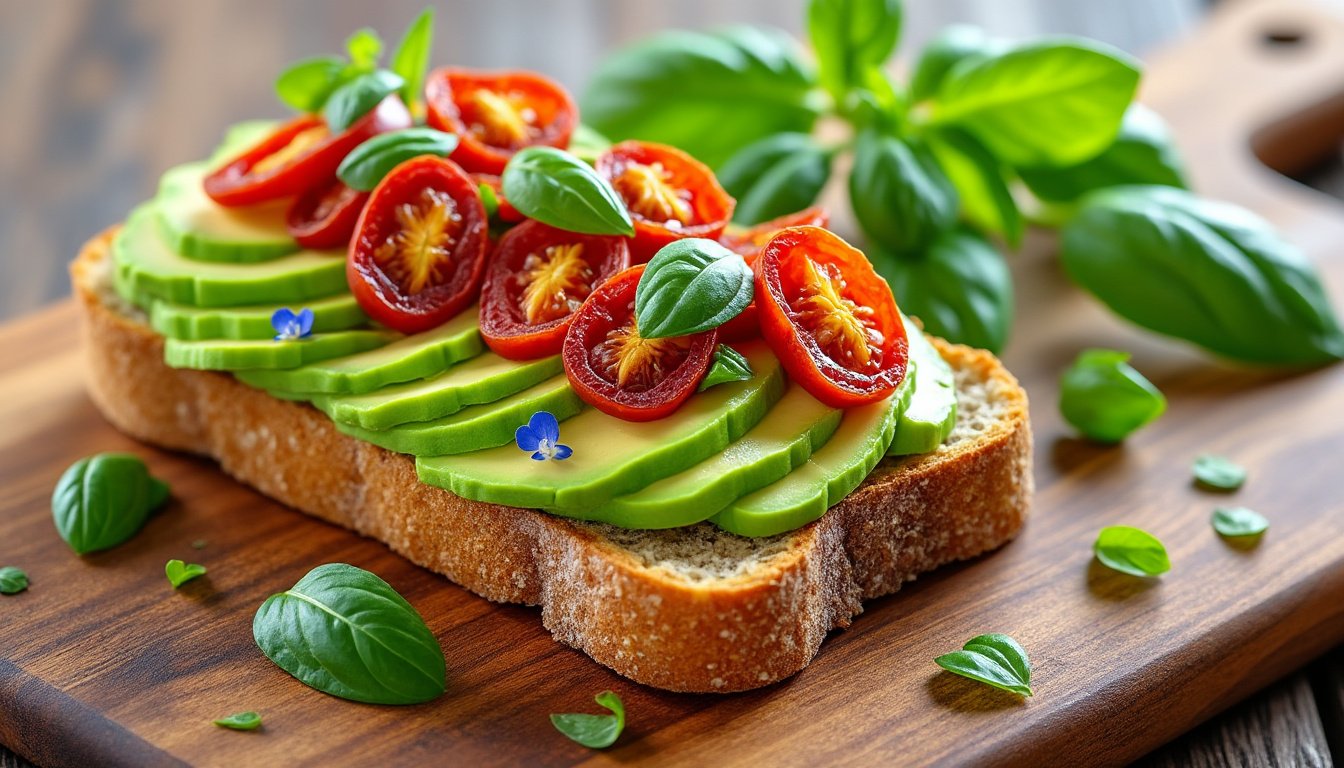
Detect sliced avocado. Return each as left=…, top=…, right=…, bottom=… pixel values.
left=150, top=293, right=367, bottom=341
left=156, top=162, right=298, bottom=263
left=208, top=120, right=278, bottom=166
left=164, top=330, right=395, bottom=371
left=113, top=205, right=347, bottom=307
left=316, top=353, right=563, bottom=430
left=234, top=309, right=483, bottom=394
left=416, top=342, right=785, bottom=512
left=888, top=321, right=957, bottom=456
left=334, top=376, right=583, bottom=455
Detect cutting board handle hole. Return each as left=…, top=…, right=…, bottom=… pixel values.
left=1261, top=27, right=1307, bottom=47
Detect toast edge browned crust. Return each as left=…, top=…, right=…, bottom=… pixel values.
left=72, top=229, right=1032, bottom=693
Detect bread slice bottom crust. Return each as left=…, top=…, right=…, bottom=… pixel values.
left=71, top=230, right=1032, bottom=693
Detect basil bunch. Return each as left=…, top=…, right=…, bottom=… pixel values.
left=52, top=453, right=170, bottom=555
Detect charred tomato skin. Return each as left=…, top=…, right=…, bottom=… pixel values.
left=596, top=141, right=736, bottom=264
left=480, top=220, right=631, bottom=360
left=756, top=226, right=908, bottom=408
left=562, top=265, right=718, bottom=421
left=718, top=207, right=831, bottom=342
left=347, top=155, right=489, bottom=334
left=426, top=68, right=578, bottom=175
left=205, top=96, right=412, bottom=207
left=286, top=178, right=370, bottom=250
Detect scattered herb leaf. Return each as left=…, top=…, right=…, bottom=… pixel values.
left=1192, top=454, right=1247, bottom=492
left=501, top=147, right=634, bottom=236
left=933, top=633, right=1033, bottom=696
left=212, top=711, right=262, bottom=731
left=165, top=559, right=208, bottom=589
left=550, top=690, right=626, bottom=749
left=635, top=239, right=754, bottom=338
left=52, top=453, right=170, bottom=555
left=1212, top=507, right=1269, bottom=539
left=1058, top=349, right=1165, bottom=443
left=337, top=128, right=459, bottom=191
left=699, top=345, right=754, bottom=391
left=0, top=566, right=28, bottom=595
left=1094, top=525, right=1170, bottom=577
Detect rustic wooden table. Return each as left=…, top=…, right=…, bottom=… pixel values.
left=1, top=1, right=1340, bottom=765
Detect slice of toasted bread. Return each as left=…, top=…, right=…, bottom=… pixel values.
left=71, top=229, right=1032, bottom=693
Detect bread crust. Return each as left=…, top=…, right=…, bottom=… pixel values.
left=73, top=230, right=1032, bottom=693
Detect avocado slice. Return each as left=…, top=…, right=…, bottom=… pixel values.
left=416, top=342, right=785, bottom=512
left=164, top=330, right=396, bottom=371
left=156, top=162, right=298, bottom=263
left=888, top=322, right=957, bottom=456
left=150, top=293, right=368, bottom=341
left=234, top=309, right=484, bottom=395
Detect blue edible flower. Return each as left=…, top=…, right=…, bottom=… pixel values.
left=515, top=411, right=572, bottom=461
left=272, top=307, right=315, bottom=341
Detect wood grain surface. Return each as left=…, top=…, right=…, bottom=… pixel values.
left=3, top=0, right=1344, bottom=766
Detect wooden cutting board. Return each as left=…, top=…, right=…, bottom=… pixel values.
left=3, top=1, right=1343, bottom=766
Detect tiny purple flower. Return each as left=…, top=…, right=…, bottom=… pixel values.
left=515, top=411, right=572, bottom=461
left=272, top=307, right=315, bottom=341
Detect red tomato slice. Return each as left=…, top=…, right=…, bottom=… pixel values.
left=562, top=265, right=717, bottom=421
left=756, top=226, right=908, bottom=408
left=286, top=178, right=369, bottom=250
left=718, top=207, right=831, bottom=342
left=480, top=220, right=631, bottom=360
left=471, top=173, right=524, bottom=223
left=347, top=156, right=489, bottom=334
left=596, top=141, right=736, bottom=264
left=205, top=96, right=412, bottom=207
left=426, top=68, right=577, bottom=175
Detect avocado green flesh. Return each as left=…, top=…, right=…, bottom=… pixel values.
left=164, top=330, right=396, bottom=371
left=889, top=323, right=957, bottom=456
left=156, top=162, right=297, bottom=263
left=150, top=293, right=368, bottom=341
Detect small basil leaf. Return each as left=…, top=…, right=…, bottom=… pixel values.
left=550, top=690, right=626, bottom=749
left=390, top=8, right=434, bottom=116
left=501, top=147, right=634, bottom=236
left=808, top=0, right=903, bottom=103
left=1094, top=525, right=1170, bottom=577
left=165, top=559, right=207, bottom=589
left=478, top=182, right=500, bottom=219
left=635, top=239, right=754, bottom=338
left=850, top=130, right=958, bottom=255
left=1059, top=349, right=1165, bottom=443
left=52, top=453, right=170, bottom=555
left=717, top=133, right=833, bottom=225
left=909, top=25, right=1000, bottom=103
left=252, top=563, right=445, bottom=705
left=568, top=123, right=612, bottom=165
left=926, top=126, right=1022, bottom=247
left=212, top=711, right=262, bottom=731
left=324, top=70, right=405, bottom=133
left=1212, top=507, right=1269, bottom=538
left=345, top=28, right=383, bottom=74
left=0, top=566, right=28, bottom=595
left=934, top=633, right=1032, bottom=696
left=1192, top=454, right=1247, bottom=491
left=1019, top=104, right=1187, bottom=202
left=699, top=345, right=754, bottom=391
left=275, top=56, right=347, bottom=113
left=337, top=128, right=459, bottom=191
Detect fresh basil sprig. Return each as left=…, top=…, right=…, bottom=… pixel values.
left=1094, top=525, right=1170, bottom=577
left=344, top=28, right=383, bottom=73
left=252, top=563, right=445, bottom=705
left=165, top=559, right=207, bottom=589
left=324, top=70, right=404, bottom=133
left=908, top=25, right=1000, bottom=103
left=0, top=566, right=28, bottom=595
left=926, top=127, right=1022, bottom=247
left=502, top=147, right=634, bottom=236
left=635, top=239, right=753, bottom=339
left=551, top=690, right=626, bottom=749
left=390, top=9, right=435, bottom=116
left=52, top=453, right=170, bottom=555
left=213, top=711, right=262, bottom=731
left=338, top=128, right=459, bottom=191
left=716, top=133, right=833, bottom=226
left=1058, top=349, right=1165, bottom=443
left=850, top=131, right=957, bottom=255
left=808, top=0, right=903, bottom=106
left=934, top=633, right=1033, bottom=696
left=275, top=58, right=348, bottom=113
left=699, top=345, right=754, bottom=391
left=1192, top=454, right=1247, bottom=491
left=1212, top=507, right=1269, bottom=539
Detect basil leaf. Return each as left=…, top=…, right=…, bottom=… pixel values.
left=874, top=228, right=1012, bottom=353
left=1061, top=185, right=1344, bottom=365
left=1019, top=104, right=1187, bottom=202
left=568, top=123, right=612, bottom=164
left=1094, top=525, right=1170, bottom=577
left=699, top=345, right=754, bottom=391
left=501, top=147, right=634, bottom=235
left=338, top=128, right=459, bottom=191
left=324, top=70, right=405, bottom=133
left=1212, top=507, right=1269, bottom=538
left=478, top=182, right=500, bottom=219
left=807, top=0, right=903, bottom=103
left=582, top=26, right=821, bottom=169
left=1193, top=454, right=1247, bottom=491
left=165, top=559, right=207, bottom=589
left=390, top=8, right=434, bottom=116
left=930, top=38, right=1140, bottom=167
left=909, top=25, right=1000, bottom=103
left=345, top=28, right=383, bottom=74
left=926, top=126, right=1022, bottom=247
left=635, top=239, right=754, bottom=338
left=550, top=690, right=625, bottom=749
left=212, top=711, right=262, bottom=731
left=52, top=453, right=170, bottom=555
left=850, top=130, right=958, bottom=255
left=717, top=133, right=832, bottom=225
left=0, top=566, right=28, bottom=595
left=934, top=633, right=1032, bottom=696
left=252, top=563, right=445, bottom=705
left=275, top=56, right=347, bottom=113
left=1059, top=349, right=1165, bottom=443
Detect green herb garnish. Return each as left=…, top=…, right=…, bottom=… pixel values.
left=337, top=128, right=459, bottom=191
left=212, top=711, right=262, bottom=731
left=634, top=239, right=753, bottom=339
left=699, top=345, right=754, bottom=391
left=1058, top=349, right=1165, bottom=443
left=1093, top=525, right=1170, bottom=577
left=500, top=147, right=634, bottom=236
left=165, top=560, right=207, bottom=589
left=1192, top=454, right=1247, bottom=491
left=324, top=70, right=404, bottom=133
left=0, top=566, right=29, bottom=595
left=933, top=633, right=1033, bottom=696
left=390, top=9, right=435, bottom=117
left=52, top=453, right=170, bottom=555
left=550, top=690, right=626, bottom=749
left=1212, top=507, right=1268, bottom=539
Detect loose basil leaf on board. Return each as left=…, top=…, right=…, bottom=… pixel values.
left=52, top=453, right=171, bottom=555
left=1061, top=185, right=1344, bottom=365
left=699, top=345, right=754, bottom=391
left=213, top=711, right=263, bottom=731
left=635, top=239, right=754, bottom=338
left=1212, top=507, right=1269, bottom=538
left=807, top=0, right=904, bottom=104
left=390, top=8, right=435, bottom=117
left=551, top=690, right=626, bottom=749
left=926, top=126, right=1022, bottom=247
left=1094, top=525, right=1170, bottom=577
left=930, top=38, right=1140, bottom=167
left=1192, top=454, right=1247, bottom=491
left=338, top=128, right=460, bottom=191
left=908, top=25, right=1000, bottom=103
left=165, top=559, right=207, bottom=589
left=568, top=123, right=612, bottom=164
left=874, top=228, right=1013, bottom=353
left=582, top=26, right=821, bottom=169
left=849, top=131, right=958, bottom=255
left=252, top=563, right=446, bottom=705
left=344, top=28, right=384, bottom=74
left=933, top=633, right=1033, bottom=696
left=324, top=70, right=405, bottom=133
left=0, top=566, right=28, bottom=595
left=275, top=56, right=347, bottom=113
left=717, top=133, right=833, bottom=225
left=1019, top=104, right=1187, bottom=203
left=1058, top=349, right=1165, bottom=443
left=502, top=147, right=634, bottom=236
